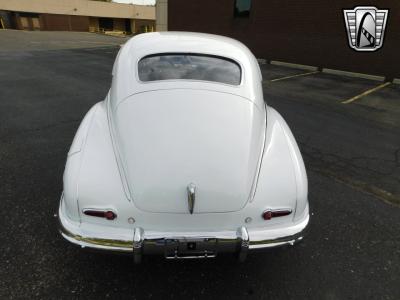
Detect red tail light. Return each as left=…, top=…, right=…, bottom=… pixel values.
left=83, top=209, right=117, bottom=220
left=262, top=209, right=292, bottom=220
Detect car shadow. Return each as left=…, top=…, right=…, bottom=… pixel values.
left=58, top=243, right=309, bottom=299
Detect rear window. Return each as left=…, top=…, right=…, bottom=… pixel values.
left=138, top=54, right=241, bottom=85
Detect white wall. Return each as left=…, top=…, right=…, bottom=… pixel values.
left=156, top=0, right=167, bottom=31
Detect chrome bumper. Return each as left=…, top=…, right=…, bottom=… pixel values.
left=58, top=205, right=309, bottom=263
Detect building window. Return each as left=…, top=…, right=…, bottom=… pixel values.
left=234, top=0, right=251, bottom=18
left=99, top=18, right=113, bottom=31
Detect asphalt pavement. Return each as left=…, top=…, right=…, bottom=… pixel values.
left=0, top=31, right=399, bottom=299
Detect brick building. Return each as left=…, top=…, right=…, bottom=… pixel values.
left=0, top=0, right=155, bottom=34
left=157, top=0, right=399, bottom=79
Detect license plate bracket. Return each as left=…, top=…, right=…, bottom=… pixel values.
left=164, top=237, right=217, bottom=259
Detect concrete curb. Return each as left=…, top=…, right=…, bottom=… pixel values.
left=257, top=58, right=267, bottom=65
left=392, top=78, right=400, bottom=84
left=322, top=68, right=385, bottom=82
left=270, top=60, right=318, bottom=71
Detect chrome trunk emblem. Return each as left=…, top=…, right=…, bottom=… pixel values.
left=187, top=183, right=196, bottom=214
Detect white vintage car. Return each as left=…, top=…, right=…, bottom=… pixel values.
left=58, top=32, right=309, bottom=262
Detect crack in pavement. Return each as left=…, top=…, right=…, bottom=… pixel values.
left=309, top=167, right=400, bottom=207
left=298, top=138, right=400, bottom=206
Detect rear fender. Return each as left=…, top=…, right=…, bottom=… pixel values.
left=252, top=106, right=308, bottom=221
left=63, top=102, right=100, bottom=222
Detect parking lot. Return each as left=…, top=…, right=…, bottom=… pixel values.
left=0, top=31, right=399, bottom=299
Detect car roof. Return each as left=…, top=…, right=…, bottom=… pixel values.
left=110, top=32, right=263, bottom=109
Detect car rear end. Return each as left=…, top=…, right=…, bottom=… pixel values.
left=58, top=32, right=309, bottom=262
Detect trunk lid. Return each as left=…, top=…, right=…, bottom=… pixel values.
left=113, top=89, right=265, bottom=213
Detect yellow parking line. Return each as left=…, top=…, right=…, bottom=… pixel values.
left=341, top=82, right=391, bottom=104
left=269, top=71, right=319, bottom=82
